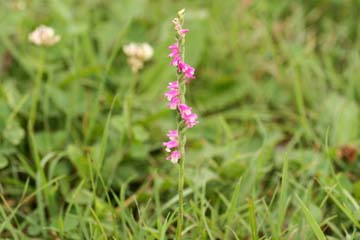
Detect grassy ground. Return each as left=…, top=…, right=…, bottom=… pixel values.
left=1, top=0, right=360, bottom=239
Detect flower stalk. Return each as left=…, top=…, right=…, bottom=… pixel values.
left=176, top=131, right=186, bottom=240
left=163, top=9, right=199, bottom=239
left=176, top=12, right=186, bottom=240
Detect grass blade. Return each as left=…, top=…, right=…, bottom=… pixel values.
left=248, top=198, right=258, bottom=240
left=278, top=156, right=289, bottom=237
left=296, top=195, right=326, bottom=240
left=224, top=177, right=242, bottom=239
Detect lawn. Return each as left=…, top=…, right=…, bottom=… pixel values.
left=0, top=0, right=360, bottom=239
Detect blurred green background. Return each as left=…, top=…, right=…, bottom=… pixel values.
left=1, top=0, right=360, bottom=239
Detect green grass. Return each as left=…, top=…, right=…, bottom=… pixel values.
left=0, top=0, right=360, bottom=239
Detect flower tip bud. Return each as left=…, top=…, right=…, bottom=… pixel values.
left=177, top=8, right=186, bottom=19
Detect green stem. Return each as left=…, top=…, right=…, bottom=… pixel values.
left=177, top=80, right=186, bottom=240
left=28, top=51, right=43, bottom=169
left=176, top=135, right=185, bottom=240
left=27, top=50, right=48, bottom=236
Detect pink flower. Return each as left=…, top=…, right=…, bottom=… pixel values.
left=165, top=81, right=180, bottom=109
left=178, top=103, right=191, bottom=114
left=163, top=130, right=181, bottom=163
left=167, top=130, right=178, bottom=140
left=168, top=97, right=180, bottom=109
left=178, top=61, right=195, bottom=79
left=172, top=17, right=189, bottom=37
left=168, top=44, right=196, bottom=80
left=168, top=43, right=179, bottom=54
left=163, top=140, right=178, bottom=152
left=168, top=81, right=179, bottom=88
left=179, top=29, right=189, bottom=36
left=168, top=43, right=181, bottom=66
left=184, top=113, right=198, bottom=128
left=163, top=129, right=179, bottom=152
left=165, top=89, right=178, bottom=101
left=166, top=150, right=181, bottom=164
left=178, top=104, right=199, bottom=128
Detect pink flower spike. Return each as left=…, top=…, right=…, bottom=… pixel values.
left=166, top=150, right=181, bottom=164
left=163, top=140, right=178, bottom=152
left=163, top=12, right=199, bottom=164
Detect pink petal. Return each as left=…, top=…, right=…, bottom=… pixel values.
left=166, top=150, right=181, bottom=164
left=167, top=130, right=178, bottom=140
left=179, top=29, right=189, bottom=35
left=165, top=89, right=179, bottom=100
left=163, top=140, right=178, bottom=152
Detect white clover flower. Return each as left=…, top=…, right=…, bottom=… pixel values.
left=139, top=43, right=154, bottom=61
left=28, top=25, right=60, bottom=46
left=123, top=42, right=153, bottom=73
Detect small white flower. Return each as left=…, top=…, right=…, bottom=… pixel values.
left=123, top=42, right=153, bottom=73
left=28, top=25, right=60, bottom=46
